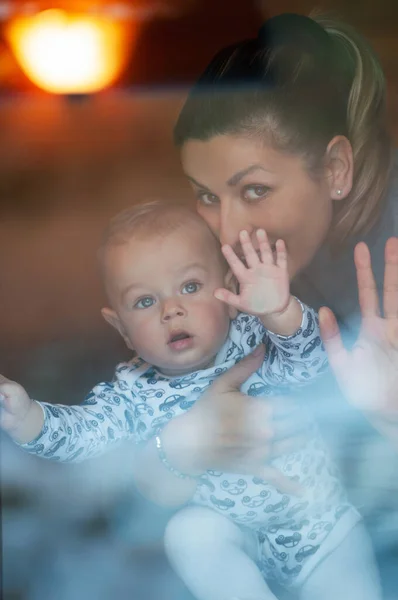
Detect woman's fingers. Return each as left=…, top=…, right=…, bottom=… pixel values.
left=386, top=318, right=398, bottom=350
left=383, top=237, right=398, bottom=320
left=211, top=345, right=265, bottom=392
left=271, top=410, right=309, bottom=441
left=354, top=241, right=380, bottom=318
left=319, top=306, right=349, bottom=375
left=252, top=465, right=303, bottom=496
left=269, top=433, right=308, bottom=458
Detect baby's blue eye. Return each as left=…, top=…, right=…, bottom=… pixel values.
left=135, top=297, right=155, bottom=309
left=181, top=282, right=201, bottom=294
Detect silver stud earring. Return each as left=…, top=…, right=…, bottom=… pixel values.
left=336, top=189, right=342, bottom=196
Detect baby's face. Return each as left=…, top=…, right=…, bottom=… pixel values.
left=103, top=223, right=232, bottom=376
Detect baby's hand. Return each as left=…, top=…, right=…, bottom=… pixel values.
left=0, top=375, right=36, bottom=440
left=215, top=230, right=290, bottom=316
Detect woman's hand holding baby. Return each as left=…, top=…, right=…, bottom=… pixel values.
left=215, top=229, right=302, bottom=335
left=0, top=375, right=44, bottom=443
left=161, top=344, right=306, bottom=494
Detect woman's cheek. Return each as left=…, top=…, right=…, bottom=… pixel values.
left=196, top=204, right=217, bottom=231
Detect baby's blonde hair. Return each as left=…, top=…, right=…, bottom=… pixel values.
left=98, top=199, right=226, bottom=273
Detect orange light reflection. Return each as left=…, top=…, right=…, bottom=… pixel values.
left=5, top=9, right=133, bottom=94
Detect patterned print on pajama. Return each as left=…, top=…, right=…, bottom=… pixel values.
left=21, top=305, right=360, bottom=586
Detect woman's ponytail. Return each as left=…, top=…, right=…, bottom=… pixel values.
left=314, top=14, right=393, bottom=244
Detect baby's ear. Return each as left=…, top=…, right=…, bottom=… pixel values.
left=101, top=307, right=134, bottom=350
left=224, top=270, right=238, bottom=320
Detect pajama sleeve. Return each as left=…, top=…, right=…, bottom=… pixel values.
left=235, top=300, right=328, bottom=388
left=17, top=377, right=139, bottom=462
left=260, top=301, right=328, bottom=386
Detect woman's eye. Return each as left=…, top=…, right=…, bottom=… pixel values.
left=242, top=185, right=270, bottom=202
left=181, top=281, right=201, bottom=294
left=134, top=297, right=155, bottom=309
left=197, top=191, right=219, bottom=206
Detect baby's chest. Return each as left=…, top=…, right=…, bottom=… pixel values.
left=133, top=368, right=281, bottom=439
left=130, top=376, right=214, bottom=439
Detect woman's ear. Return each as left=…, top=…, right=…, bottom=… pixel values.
left=101, top=307, right=134, bottom=350
left=224, top=270, right=238, bottom=320
left=324, top=135, right=354, bottom=201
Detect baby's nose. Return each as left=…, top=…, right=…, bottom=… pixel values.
left=161, top=300, right=186, bottom=321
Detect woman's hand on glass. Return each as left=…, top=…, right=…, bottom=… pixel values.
left=319, top=237, right=398, bottom=416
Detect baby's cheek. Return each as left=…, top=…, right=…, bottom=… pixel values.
left=212, top=307, right=231, bottom=339
left=128, top=322, right=156, bottom=356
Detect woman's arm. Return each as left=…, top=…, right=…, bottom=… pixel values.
left=131, top=429, right=198, bottom=507
left=319, top=237, right=398, bottom=445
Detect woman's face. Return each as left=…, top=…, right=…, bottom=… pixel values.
left=181, top=135, right=336, bottom=279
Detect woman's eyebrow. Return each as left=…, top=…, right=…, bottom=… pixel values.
left=186, top=175, right=211, bottom=190
left=186, top=165, right=272, bottom=190
left=227, top=165, right=272, bottom=186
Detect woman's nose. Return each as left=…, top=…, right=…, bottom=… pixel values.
left=219, top=204, right=251, bottom=249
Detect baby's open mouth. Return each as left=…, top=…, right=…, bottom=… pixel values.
left=168, top=330, right=192, bottom=345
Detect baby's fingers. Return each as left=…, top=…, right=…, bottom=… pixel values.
left=275, top=239, right=287, bottom=270
left=0, top=381, right=12, bottom=405
left=221, top=245, right=247, bottom=281
left=0, top=387, right=15, bottom=413
left=257, top=229, right=274, bottom=265
left=214, top=288, right=243, bottom=311
left=240, top=230, right=260, bottom=269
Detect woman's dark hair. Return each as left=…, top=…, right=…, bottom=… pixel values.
left=174, top=13, right=392, bottom=246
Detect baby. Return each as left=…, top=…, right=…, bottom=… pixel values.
left=0, top=201, right=378, bottom=599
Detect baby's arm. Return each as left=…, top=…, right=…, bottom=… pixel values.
left=0, top=373, right=199, bottom=506
left=0, top=373, right=138, bottom=462
left=233, top=304, right=326, bottom=387
left=215, top=229, right=327, bottom=385
left=260, top=303, right=327, bottom=385
left=0, top=375, right=44, bottom=443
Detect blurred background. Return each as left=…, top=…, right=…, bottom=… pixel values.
left=1, top=1, right=398, bottom=599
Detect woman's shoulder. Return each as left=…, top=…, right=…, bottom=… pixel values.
left=385, top=149, right=398, bottom=229
left=294, top=155, right=398, bottom=331
left=360, top=149, right=398, bottom=255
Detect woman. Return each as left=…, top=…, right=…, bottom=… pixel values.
left=132, top=12, right=398, bottom=598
